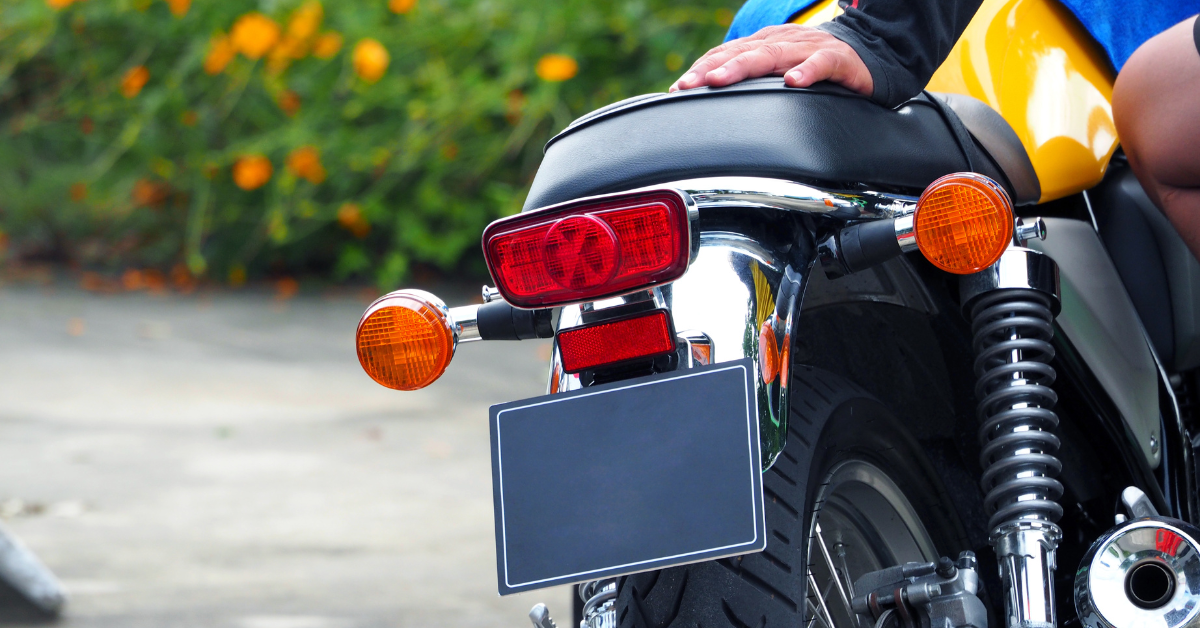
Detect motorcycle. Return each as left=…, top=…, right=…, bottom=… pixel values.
left=353, top=0, right=1200, bottom=627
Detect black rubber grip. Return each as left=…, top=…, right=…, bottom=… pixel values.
left=839, top=219, right=903, bottom=273
left=476, top=300, right=554, bottom=340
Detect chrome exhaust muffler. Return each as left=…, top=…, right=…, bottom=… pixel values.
left=1075, top=516, right=1200, bottom=628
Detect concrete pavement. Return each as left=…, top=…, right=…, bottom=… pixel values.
left=0, top=283, right=571, bottom=627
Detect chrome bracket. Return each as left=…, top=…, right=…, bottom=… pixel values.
left=579, top=579, right=617, bottom=628
left=959, top=246, right=1061, bottom=313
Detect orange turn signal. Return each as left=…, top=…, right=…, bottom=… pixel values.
left=356, top=290, right=455, bottom=391
left=914, top=173, right=1014, bottom=274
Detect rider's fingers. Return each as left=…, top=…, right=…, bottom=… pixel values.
left=704, top=43, right=802, bottom=86
left=670, top=26, right=824, bottom=92
left=784, top=49, right=838, bottom=87
left=672, top=41, right=759, bottom=90
left=783, top=48, right=872, bottom=96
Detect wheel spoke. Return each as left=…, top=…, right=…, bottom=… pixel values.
left=805, top=599, right=827, bottom=628
left=808, top=570, right=838, bottom=628
left=835, top=542, right=856, bottom=600
left=815, top=523, right=856, bottom=620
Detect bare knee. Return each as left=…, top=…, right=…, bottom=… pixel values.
left=1113, top=16, right=1200, bottom=196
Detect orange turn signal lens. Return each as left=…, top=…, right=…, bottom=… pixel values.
left=914, top=173, right=1014, bottom=275
left=356, top=290, right=455, bottom=391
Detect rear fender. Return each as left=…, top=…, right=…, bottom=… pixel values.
left=549, top=212, right=817, bottom=469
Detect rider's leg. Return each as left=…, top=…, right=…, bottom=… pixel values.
left=1113, top=15, right=1200, bottom=259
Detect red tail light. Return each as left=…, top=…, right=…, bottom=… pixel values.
left=483, top=190, right=692, bottom=308
left=557, top=310, right=676, bottom=373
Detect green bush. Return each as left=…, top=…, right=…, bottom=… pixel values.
left=0, top=0, right=732, bottom=287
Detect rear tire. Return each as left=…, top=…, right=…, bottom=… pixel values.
left=615, top=365, right=970, bottom=628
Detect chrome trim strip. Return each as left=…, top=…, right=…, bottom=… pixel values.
left=670, top=176, right=918, bottom=220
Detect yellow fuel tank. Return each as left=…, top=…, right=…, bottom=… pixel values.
left=795, top=0, right=1117, bottom=202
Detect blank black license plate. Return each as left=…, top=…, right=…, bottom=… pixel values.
left=489, top=358, right=765, bottom=595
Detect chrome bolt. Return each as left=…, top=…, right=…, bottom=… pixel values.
left=1015, top=217, right=1047, bottom=245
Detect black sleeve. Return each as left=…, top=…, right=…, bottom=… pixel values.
left=816, top=0, right=984, bottom=108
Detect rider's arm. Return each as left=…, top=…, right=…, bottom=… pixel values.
left=818, top=0, right=983, bottom=107
left=673, top=0, right=983, bottom=108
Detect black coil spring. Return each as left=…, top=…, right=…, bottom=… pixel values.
left=970, top=289, right=1064, bottom=531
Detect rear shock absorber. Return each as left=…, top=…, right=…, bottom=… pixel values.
left=578, top=578, right=617, bottom=628
left=961, top=246, right=1062, bottom=628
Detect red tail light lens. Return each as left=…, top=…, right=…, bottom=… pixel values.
left=483, top=190, right=691, bottom=308
left=544, top=215, right=619, bottom=289
left=557, top=310, right=676, bottom=373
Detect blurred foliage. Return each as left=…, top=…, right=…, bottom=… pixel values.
left=0, top=0, right=733, bottom=287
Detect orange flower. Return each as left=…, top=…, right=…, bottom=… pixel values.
left=180, top=110, right=198, bottom=126
left=286, top=146, right=326, bottom=184
left=46, top=0, right=73, bottom=10
left=165, top=0, right=189, bottom=17
left=440, top=142, right=458, bottom=161
left=277, top=90, right=301, bottom=117
left=228, top=264, right=247, bottom=287
left=204, top=34, right=236, bottom=74
left=232, top=155, right=273, bottom=190
left=352, top=38, right=389, bottom=83
left=122, top=269, right=145, bottom=290
left=312, top=32, right=343, bottom=58
left=132, top=179, right=169, bottom=207
left=535, top=54, right=577, bottom=82
left=70, top=182, right=87, bottom=201
left=337, top=202, right=370, bottom=238
left=267, top=37, right=306, bottom=73
left=230, top=13, right=281, bottom=60
left=275, top=277, right=299, bottom=300
left=80, top=116, right=94, bottom=135
left=121, top=66, right=150, bottom=98
left=388, top=0, right=416, bottom=14
left=80, top=272, right=106, bottom=292
left=143, top=269, right=166, bottom=293
left=287, top=1, right=323, bottom=40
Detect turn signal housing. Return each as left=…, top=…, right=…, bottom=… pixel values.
left=914, top=173, right=1014, bottom=274
left=356, top=289, right=456, bottom=391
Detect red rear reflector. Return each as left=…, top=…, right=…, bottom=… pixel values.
left=483, top=190, right=691, bottom=308
left=557, top=310, right=676, bottom=374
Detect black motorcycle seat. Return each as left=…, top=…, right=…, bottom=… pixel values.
left=522, top=78, right=1041, bottom=212
left=931, top=92, right=1040, bottom=204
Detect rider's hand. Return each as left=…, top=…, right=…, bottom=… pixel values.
left=670, top=24, right=874, bottom=96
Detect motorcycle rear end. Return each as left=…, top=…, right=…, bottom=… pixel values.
left=353, top=2, right=1200, bottom=628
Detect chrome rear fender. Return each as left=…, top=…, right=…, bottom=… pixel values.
left=548, top=200, right=819, bottom=469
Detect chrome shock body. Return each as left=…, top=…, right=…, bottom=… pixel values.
left=579, top=579, right=617, bottom=628
left=961, top=247, right=1063, bottom=628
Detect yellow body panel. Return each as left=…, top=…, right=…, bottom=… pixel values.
left=794, top=0, right=1117, bottom=202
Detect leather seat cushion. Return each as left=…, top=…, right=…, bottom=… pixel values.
left=523, top=78, right=1021, bottom=212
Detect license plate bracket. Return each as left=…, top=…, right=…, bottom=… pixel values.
left=490, top=358, right=765, bottom=595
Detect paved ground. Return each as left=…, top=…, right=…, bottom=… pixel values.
left=0, top=283, right=571, bottom=627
